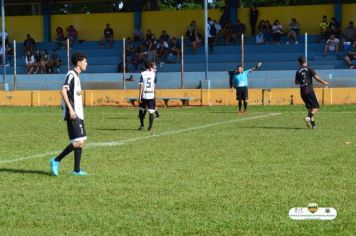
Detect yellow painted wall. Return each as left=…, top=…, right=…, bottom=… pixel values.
left=3, top=4, right=355, bottom=42
left=342, top=4, right=356, bottom=28
left=51, top=13, right=134, bottom=41
left=1, top=88, right=356, bottom=107
left=1, top=16, right=43, bottom=42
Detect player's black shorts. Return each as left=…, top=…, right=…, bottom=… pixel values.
left=236, top=86, right=248, bottom=100
left=301, top=90, right=320, bottom=109
left=139, top=98, right=156, bottom=111
left=66, top=118, right=87, bottom=142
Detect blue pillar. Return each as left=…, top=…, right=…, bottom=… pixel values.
left=42, top=1, right=51, bottom=42
left=132, top=0, right=144, bottom=30
left=229, top=0, right=238, bottom=23
left=335, top=0, right=342, bottom=27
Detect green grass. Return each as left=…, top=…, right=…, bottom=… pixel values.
left=0, top=105, right=355, bottom=235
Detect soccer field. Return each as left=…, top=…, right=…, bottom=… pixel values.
left=0, top=105, right=355, bottom=235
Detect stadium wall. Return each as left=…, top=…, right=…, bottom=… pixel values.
left=1, top=88, right=356, bottom=107
left=3, top=4, right=355, bottom=42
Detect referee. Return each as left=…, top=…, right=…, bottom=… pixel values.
left=233, top=63, right=261, bottom=113
left=295, top=56, right=328, bottom=129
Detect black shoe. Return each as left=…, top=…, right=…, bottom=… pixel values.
left=148, top=127, right=152, bottom=131
left=138, top=126, right=145, bottom=131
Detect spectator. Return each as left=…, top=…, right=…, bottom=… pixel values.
left=42, top=49, right=50, bottom=73
left=208, top=17, right=218, bottom=53
left=156, top=38, right=169, bottom=63
left=256, top=30, right=265, bottom=45
left=146, top=29, right=153, bottom=41
left=159, top=30, right=170, bottom=42
left=167, top=37, right=181, bottom=63
left=342, top=21, right=356, bottom=44
left=264, top=20, right=273, bottom=44
left=33, top=49, right=45, bottom=74
left=49, top=49, right=62, bottom=73
left=0, top=44, right=9, bottom=66
left=66, top=25, right=78, bottom=47
left=323, top=34, right=339, bottom=56
left=24, top=34, right=36, bottom=54
left=319, top=15, right=329, bottom=42
left=55, top=26, right=65, bottom=49
left=185, top=28, right=202, bottom=54
left=344, top=41, right=356, bottom=69
left=133, top=28, right=144, bottom=41
left=329, top=17, right=341, bottom=37
left=287, top=18, right=300, bottom=44
left=249, top=5, right=259, bottom=35
left=100, top=23, right=114, bottom=48
left=272, top=20, right=283, bottom=44
left=25, top=50, right=35, bottom=74
left=232, top=19, right=246, bottom=43
left=188, top=20, right=198, bottom=33
left=223, top=19, right=235, bottom=44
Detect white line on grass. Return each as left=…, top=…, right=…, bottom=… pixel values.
left=0, top=113, right=281, bottom=164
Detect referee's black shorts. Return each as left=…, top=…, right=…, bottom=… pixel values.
left=67, top=118, right=87, bottom=143
left=301, top=90, right=320, bottom=109
left=236, top=86, right=248, bottom=101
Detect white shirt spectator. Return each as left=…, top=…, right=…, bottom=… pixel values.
left=326, top=38, right=340, bottom=51
left=25, top=54, right=35, bottom=65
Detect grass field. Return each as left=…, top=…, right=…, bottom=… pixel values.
left=0, top=105, right=355, bottom=235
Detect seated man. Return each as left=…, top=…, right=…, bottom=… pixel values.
left=319, top=15, right=329, bottom=42
left=100, top=23, right=114, bottom=48
left=185, top=28, right=202, bottom=54
left=342, top=21, right=356, bottom=44
left=287, top=18, right=300, bottom=44
left=344, top=41, right=356, bottom=69
left=232, top=20, right=246, bottom=44
left=66, top=25, right=78, bottom=47
left=323, top=34, right=339, bottom=55
left=55, top=26, right=66, bottom=49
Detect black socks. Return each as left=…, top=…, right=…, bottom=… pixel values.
left=74, top=147, right=82, bottom=173
left=55, top=143, right=74, bottom=162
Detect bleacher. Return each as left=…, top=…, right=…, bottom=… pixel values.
left=2, top=34, right=350, bottom=75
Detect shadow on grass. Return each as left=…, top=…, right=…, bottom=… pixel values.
left=239, top=126, right=304, bottom=130
left=105, top=117, right=137, bottom=120
left=95, top=128, right=138, bottom=131
left=0, top=168, right=51, bottom=176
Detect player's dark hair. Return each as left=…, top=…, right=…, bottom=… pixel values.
left=71, top=52, right=87, bottom=66
left=144, top=60, right=151, bottom=70
left=236, top=65, right=242, bottom=74
left=298, top=56, right=306, bottom=64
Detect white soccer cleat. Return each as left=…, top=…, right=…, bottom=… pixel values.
left=304, top=117, right=312, bottom=129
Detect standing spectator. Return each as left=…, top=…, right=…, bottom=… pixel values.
left=185, top=28, right=202, bottom=54
left=24, top=34, right=36, bottom=54
left=319, top=15, right=329, bottom=42
left=329, top=17, right=341, bottom=38
left=56, top=26, right=65, bottom=49
left=67, top=25, right=78, bottom=47
left=323, top=34, right=339, bottom=56
left=272, top=20, right=283, bottom=45
left=208, top=17, right=217, bottom=54
left=25, top=50, right=35, bottom=74
left=249, top=5, right=259, bottom=36
left=344, top=41, right=356, bottom=69
left=49, top=49, right=62, bottom=73
left=100, top=23, right=114, bottom=48
left=287, top=18, right=300, bottom=44
left=0, top=44, right=9, bottom=66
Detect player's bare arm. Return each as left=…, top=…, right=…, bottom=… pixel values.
left=60, top=87, right=76, bottom=120
left=314, top=74, right=328, bottom=86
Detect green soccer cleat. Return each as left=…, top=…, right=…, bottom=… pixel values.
left=50, top=157, right=60, bottom=176
left=73, top=170, right=88, bottom=176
